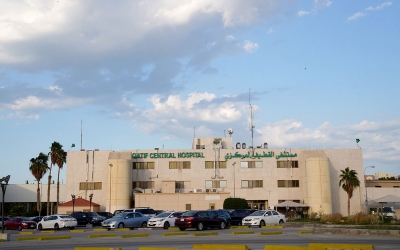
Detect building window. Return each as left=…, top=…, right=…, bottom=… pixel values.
left=241, top=180, right=263, bottom=188
left=205, top=180, right=227, bottom=188
left=169, top=161, right=191, bottom=169
left=79, top=182, right=102, bottom=190
left=175, top=181, right=184, bottom=189
left=133, top=162, right=155, bottom=169
left=277, top=161, right=299, bottom=168
left=133, top=181, right=154, bottom=189
left=205, top=161, right=227, bottom=169
left=374, top=186, right=381, bottom=188
left=186, top=204, right=191, bottom=210
left=240, top=161, right=263, bottom=168
left=394, top=186, right=400, bottom=188
left=277, top=180, right=299, bottom=187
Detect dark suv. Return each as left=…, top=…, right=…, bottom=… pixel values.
left=175, top=210, right=229, bottom=231
left=208, top=209, right=232, bottom=228
left=228, top=209, right=257, bottom=225
left=70, top=212, right=106, bottom=226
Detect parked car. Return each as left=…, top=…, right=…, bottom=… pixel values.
left=0, top=217, right=9, bottom=227
left=29, top=216, right=43, bottom=223
left=155, top=210, right=165, bottom=216
left=70, top=212, right=106, bottom=226
left=147, top=211, right=183, bottom=229
left=242, top=210, right=286, bottom=227
left=175, top=210, right=228, bottom=231
left=96, top=212, right=114, bottom=219
left=113, top=210, right=125, bottom=217
left=101, top=212, right=149, bottom=229
left=123, top=207, right=157, bottom=218
left=229, top=209, right=257, bottom=225
left=208, top=209, right=232, bottom=228
left=37, top=214, right=77, bottom=230
left=4, top=217, right=37, bottom=231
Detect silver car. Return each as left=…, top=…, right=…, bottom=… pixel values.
left=101, top=212, right=148, bottom=229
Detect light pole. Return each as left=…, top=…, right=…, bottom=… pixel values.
left=109, top=163, right=113, bottom=213
left=364, top=166, right=375, bottom=211
left=89, top=194, right=93, bottom=212
left=71, top=194, right=76, bottom=213
left=1, top=175, right=11, bottom=234
left=233, top=162, right=236, bottom=198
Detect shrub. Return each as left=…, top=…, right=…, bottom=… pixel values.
left=347, top=212, right=379, bottom=224
left=320, top=213, right=342, bottom=223
left=223, top=198, right=249, bottom=209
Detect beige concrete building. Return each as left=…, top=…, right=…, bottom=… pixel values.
left=64, top=137, right=368, bottom=216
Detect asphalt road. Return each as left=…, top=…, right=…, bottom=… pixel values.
left=1, top=225, right=400, bottom=250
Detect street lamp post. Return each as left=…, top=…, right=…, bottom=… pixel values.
left=364, top=166, right=375, bottom=211
left=71, top=194, right=76, bottom=213
left=233, top=162, right=236, bottom=198
left=1, top=175, right=11, bottom=234
left=89, top=194, right=93, bottom=212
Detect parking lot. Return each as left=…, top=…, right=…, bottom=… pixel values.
left=1, top=225, right=400, bottom=250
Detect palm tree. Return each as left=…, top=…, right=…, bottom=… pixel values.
left=55, top=145, right=66, bottom=214
left=29, top=152, right=49, bottom=216
left=339, top=167, right=360, bottom=217
left=48, top=141, right=65, bottom=215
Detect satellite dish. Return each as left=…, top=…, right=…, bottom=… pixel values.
left=228, top=128, right=234, bottom=137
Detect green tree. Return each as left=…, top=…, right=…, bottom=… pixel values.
left=29, top=152, right=49, bottom=215
left=223, top=198, right=249, bottom=209
left=48, top=141, right=66, bottom=215
left=339, top=167, right=360, bottom=217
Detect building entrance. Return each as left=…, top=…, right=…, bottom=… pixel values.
left=247, top=200, right=266, bottom=210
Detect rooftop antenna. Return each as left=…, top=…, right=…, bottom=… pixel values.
left=80, top=119, right=82, bottom=150
left=249, top=88, right=255, bottom=150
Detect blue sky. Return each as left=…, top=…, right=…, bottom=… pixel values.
left=1, top=0, right=399, bottom=184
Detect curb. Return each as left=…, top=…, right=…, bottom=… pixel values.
left=193, top=244, right=249, bottom=250
left=88, top=233, right=117, bottom=238
left=259, top=231, right=282, bottom=235
left=162, top=232, right=188, bottom=236
left=231, top=231, right=254, bottom=235
left=71, top=229, right=86, bottom=233
left=138, top=248, right=181, bottom=250
left=192, top=232, right=218, bottom=236
left=298, top=230, right=313, bottom=234
left=120, top=233, right=149, bottom=238
left=308, top=243, right=374, bottom=249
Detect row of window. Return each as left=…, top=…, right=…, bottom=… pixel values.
left=133, top=161, right=299, bottom=169
left=132, top=180, right=300, bottom=190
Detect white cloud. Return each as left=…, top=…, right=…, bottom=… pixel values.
left=4, top=95, right=89, bottom=111
left=267, top=27, right=274, bottom=34
left=347, top=2, right=392, bottom=22
left=257, top=119, right=400, bottom=162
left=297, top=10, right=310, bottom=17
left=243, top=40, right=259, bottom=52
left=314, top=0, right=332, bottom=8
left=346, top=12, right=365, bottom=22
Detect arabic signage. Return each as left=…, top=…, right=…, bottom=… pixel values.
left=225, top=151, right=297, bottom=161
left=132, top=152, right=205, bottom=159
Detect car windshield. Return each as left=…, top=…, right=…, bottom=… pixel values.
left=182, top=211, right=197, bottom=216
left=382, top=207, right=393, bottom=213
left=114, top=212, right=128, bottom=218
left=155, top=212, right=171, bottom=218
left=22, top=217, right=32, bottom=221
left=250, top=211, right=265, bottom=216
left=87, top=212, right=98, bottom=216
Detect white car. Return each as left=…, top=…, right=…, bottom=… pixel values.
left=37, top=214, right=77, bottom=230
left=242, top=210, right=286, bottom=227
left=147, top=211, right=183, bottom=229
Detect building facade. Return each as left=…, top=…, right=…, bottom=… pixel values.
left=64, top=137, right=367, bottom=216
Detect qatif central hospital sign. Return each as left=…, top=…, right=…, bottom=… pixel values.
left=132, top=152, right=205, bottom=159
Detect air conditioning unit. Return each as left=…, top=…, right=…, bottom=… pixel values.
left=193, top=188, right=203, bottom=193
left=206, top=189, right=210, bottom=192
left=212, top=188, right=217, bottom=193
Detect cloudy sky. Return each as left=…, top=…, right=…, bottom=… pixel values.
left=1, top=0, right=399, bottom=184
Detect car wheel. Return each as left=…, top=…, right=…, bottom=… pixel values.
left=118, top=223, right=124, bottom=228
left=54, top=223, right=59, bottom=230
left=141, top=222, right=147, bottom=228
left=179, top=227, right=186, bottom=231
left=227, top=220, right=231, bottom=228
left=18, top=225, right=22, bottom=231
left=70, top=227, right=75, bottom=230
left=219, top=221, right=226, bottom=229
left=279, top=219, right=284, bottom=225
left=196, top=222, right=204, bottom=231
left=259, top=220, right=265, bottom=228
left=163, top=221, right=170, bottom=229
left=38, top=224, right=43, bottom=230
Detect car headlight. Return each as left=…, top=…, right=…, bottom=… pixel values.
left=159, top=219, right=165, bottom=222
left=253, top=218, right=259, bottom=221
